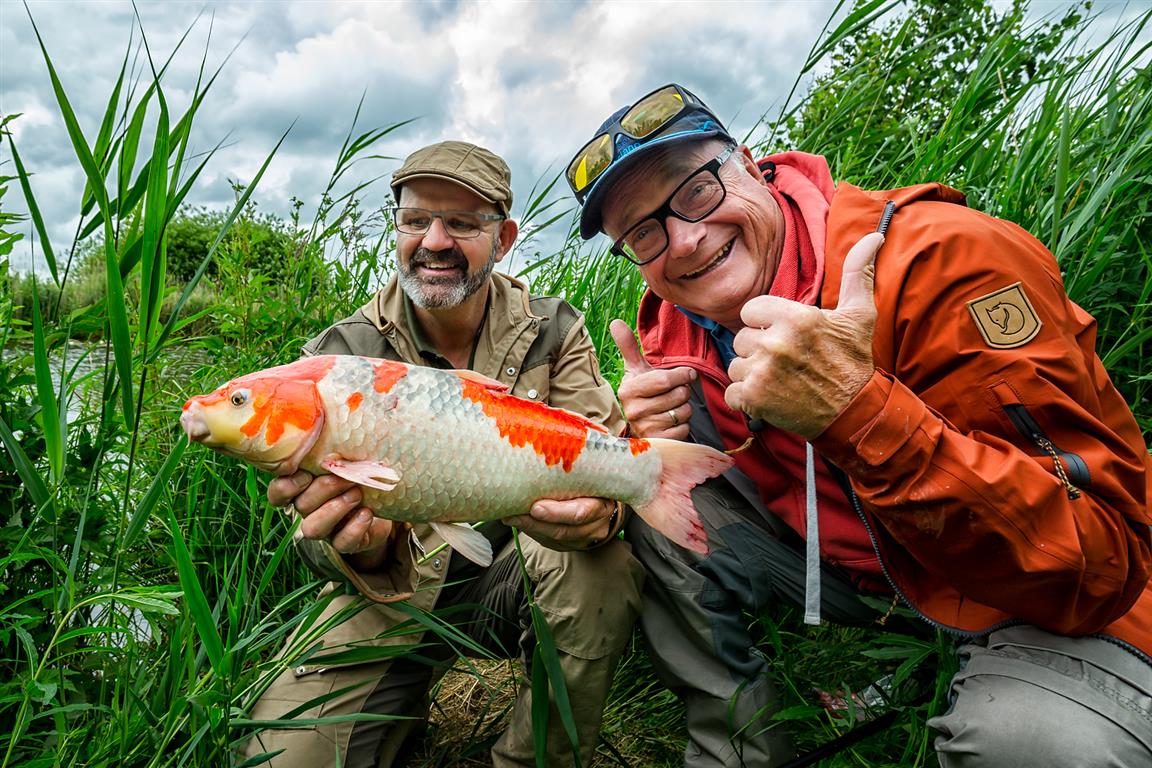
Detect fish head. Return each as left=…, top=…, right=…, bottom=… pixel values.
left=181, top=360, right=332, bottom=475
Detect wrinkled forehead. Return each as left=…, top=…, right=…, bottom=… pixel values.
left=600, top=138, right=728, bottom=237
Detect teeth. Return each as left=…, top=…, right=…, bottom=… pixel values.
left=684, top=240, right=733, bottom=278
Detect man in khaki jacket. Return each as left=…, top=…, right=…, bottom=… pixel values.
left=243, top=141, right=644, bottom=768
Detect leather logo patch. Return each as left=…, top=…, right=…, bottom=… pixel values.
left=967, top=282, right=1042, bottom=348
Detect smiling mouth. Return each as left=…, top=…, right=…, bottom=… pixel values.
left=682, top=239, right=734, bottom=280
left=413, top=261, right=467, bottom=278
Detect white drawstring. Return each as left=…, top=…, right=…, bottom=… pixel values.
left=804, top=442, right=822, bottom=626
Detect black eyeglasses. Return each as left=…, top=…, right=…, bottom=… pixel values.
left=610, top=144, right=736, bottom=266
left=391, top=207, right=504, bottom=239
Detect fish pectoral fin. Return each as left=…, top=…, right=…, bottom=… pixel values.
left=431, top=522, right=494, bottom=567
left=452, top=369, right=508, bottom=391
left=321, top=459, right=401, bottom=491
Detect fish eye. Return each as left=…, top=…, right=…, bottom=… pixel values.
left=230, top=389, right=250, bottom=407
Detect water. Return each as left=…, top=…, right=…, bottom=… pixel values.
left=4, top=340, right=212, bottom=423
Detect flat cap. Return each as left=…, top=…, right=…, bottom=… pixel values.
left=391, top=140, right=512, bottom=215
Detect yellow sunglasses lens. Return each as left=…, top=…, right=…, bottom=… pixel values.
left=568, top=133, right=614, bottom=193
left=621, top=87, right=685, bottom=138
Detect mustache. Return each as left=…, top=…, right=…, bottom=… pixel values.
left=410, top=247, right=467, bottom=269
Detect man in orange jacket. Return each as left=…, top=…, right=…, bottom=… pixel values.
left=567, top=83, right=1152, bottom=767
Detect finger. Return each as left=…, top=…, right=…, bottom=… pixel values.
left=297, top=488, right=364, bottom=540
left=293, top=474, right=359, bottom=515
left=610, top=319, right=654, bottom=375
left=724, top=380, right=747, bottom=414
left=331, top=510, right=392, bottom=553
left=621, top=382, right=692, bottom=417
left=268, top=470, right=312, bottom=506
left=738, top=294, right=807, bottom=333
left=835, top=231, right=884, bottom=311
left=329, top=509, right=373, bottom=552
left=528, top=497, right=606, bottom=525
left=504, top=515, right=603, bottom=550
left=618, top=368, right=696, bottom=402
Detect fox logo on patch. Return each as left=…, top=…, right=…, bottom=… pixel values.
left=967, top=283, right=1042, bottom=348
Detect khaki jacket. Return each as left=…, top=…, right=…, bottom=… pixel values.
left=294, top=271, right=624, bottom=621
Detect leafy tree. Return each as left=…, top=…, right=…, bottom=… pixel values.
left=166, top=202, right=296, bottom=283
left=772, top=0, right=1084, bottom=186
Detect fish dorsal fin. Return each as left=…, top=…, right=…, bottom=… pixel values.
left=431, top=522, right=494, bottom=567
left=452, top=369, right=508, bottom=392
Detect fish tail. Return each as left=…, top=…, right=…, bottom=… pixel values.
left=633, top=438, right=734, bottom=554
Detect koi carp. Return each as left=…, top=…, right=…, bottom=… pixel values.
left=180, top=355, right=732, bottom=565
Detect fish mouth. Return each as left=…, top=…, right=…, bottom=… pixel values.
left=180, top=407, right=211, bottom=443
left=681, top=238, right=734, bottom=280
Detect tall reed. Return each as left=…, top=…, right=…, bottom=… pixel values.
left=2, top=1, right=1149, bottom=767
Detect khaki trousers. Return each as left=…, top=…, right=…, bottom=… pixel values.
left=242, top=535, right=644, bottom=767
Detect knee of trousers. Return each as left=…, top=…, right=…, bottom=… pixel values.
left=930, top=668, right=1148, bottom=768
left=526, top=538, right=644, bottom=659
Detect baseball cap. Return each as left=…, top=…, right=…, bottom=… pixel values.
left=568, top=84, right=733, bottom=239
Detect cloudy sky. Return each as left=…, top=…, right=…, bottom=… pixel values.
left=0, top=0, right=1142, bottom=275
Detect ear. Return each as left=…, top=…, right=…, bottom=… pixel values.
left=738, top=146, right=767, bottom=187
left=494, top=217, right=518, bottom=263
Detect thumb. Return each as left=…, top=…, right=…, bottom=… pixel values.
left=610, top=319, right=654, bottom=375
left=835, top=231, right=884, bottom=312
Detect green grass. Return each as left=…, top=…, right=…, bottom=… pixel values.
left=1, top=1, right=1150, bottom=767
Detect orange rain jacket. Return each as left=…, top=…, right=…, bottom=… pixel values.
left=637, top=178, right=1152, bottom=659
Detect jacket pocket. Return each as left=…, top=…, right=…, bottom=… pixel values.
left=990, top=381, right=1089, bottom=499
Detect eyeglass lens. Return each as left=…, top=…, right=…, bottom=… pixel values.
left=567, top=85, right=688, bottom=194
left=393, top=208, right=492, bottom=239
left=616, top=160, right=726, bottom=265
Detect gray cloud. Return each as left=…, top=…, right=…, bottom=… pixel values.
left=26, top=0, right=1121, bottom=277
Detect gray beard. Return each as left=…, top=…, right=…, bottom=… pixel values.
left=398, top=240, right=498, bottom=309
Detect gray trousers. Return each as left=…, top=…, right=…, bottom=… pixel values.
left=628, top=479, right=1152, bottom=768
left=242, top=535, right=644, bottom=768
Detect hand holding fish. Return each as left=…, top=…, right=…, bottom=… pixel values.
left=503, top=496, right=617, bottom=551
left=269, top=471, right=395, bottom=569
left=610, top=319, right=695, bottom=439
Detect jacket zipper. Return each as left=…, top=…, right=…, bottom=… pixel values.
left=1001, top=404, right=1087, bottom=500
left=842, top=481, right=1025, bottom=638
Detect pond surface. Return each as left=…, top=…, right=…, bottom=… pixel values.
left=4, top=340, right=213, bottom=422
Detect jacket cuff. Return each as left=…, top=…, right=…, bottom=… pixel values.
left=294, top=525, right=419, bottom=603
left=813, top=368, right=931, bottom=474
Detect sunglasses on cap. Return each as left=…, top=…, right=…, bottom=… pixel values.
left=566, top=84, right=728, bottom=203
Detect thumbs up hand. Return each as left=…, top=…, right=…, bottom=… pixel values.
left=610, top=319, right=695, bottom=439
left=725, top=232, right=885, bottom=439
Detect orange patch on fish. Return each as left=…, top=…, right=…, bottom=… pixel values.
left=629, top=438, right=651, bottom=456
left=240, top=379, right=323, bottom=445
left=346, top=392, right=363, bottom=412
left=460, top=380, right=602, bottom=471
left=373, top=361, right=408, bottom=393
left=233, top=357, right=333, bottom=445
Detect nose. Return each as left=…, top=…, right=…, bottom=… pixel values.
left=662, top=215, right=707, bottom=261
left=180, top=404, right=210, bottom=443
left=421, top=216, right=456, bottom=251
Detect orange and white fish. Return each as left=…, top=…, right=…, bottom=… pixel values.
left=180, top=355, right=732, bottom=565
